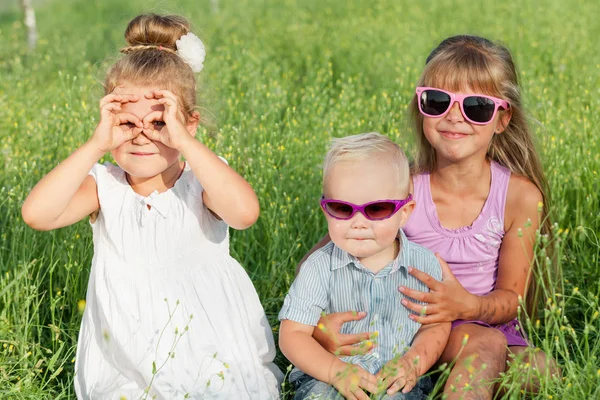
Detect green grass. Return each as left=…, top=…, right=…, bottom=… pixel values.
left=1, top=0, right=599, bottom=398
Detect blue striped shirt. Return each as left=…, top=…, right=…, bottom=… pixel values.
left=279, top=229, right=441, bottom=381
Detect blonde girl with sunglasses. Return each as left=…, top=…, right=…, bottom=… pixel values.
left=300, top=35, right=559, bottom=399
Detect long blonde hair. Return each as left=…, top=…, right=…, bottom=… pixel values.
left=104, top=13, right=198, bottom=120
left=409, top=35, right=553, bottom=317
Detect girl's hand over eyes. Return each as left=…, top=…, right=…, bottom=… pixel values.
left=91, top=93, right=142, bottom=153
left=141, top=89, right=191, bottom=150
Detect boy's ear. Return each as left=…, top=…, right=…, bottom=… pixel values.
left=496, top=108, right=512, bottom=134
left=399, top=200, right=416, bottom=226
left=186, top=111, right=200, bottom=136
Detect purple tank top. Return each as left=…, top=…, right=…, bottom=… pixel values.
left=403, top=161, right=511, bottom=296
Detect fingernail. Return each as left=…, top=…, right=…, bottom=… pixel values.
left=358, top=311, right=366, bottom=316
left=408, top=267, right=413, bottom=273
left=401, top=299, right=407, bottom=305
left=399, top=286, right=405, bottom=292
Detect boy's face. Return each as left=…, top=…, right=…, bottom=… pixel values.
left=323, top=157, right=414, bottom=270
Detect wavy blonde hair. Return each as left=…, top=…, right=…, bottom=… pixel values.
left=409, top=35, right=553, bottom=317
left=104, top=13, right=198, bottom=120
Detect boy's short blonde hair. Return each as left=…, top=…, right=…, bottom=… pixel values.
left=322, top=132, right=410, bottom=195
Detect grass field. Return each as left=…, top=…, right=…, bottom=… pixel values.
left=1, top=0, right=599, bottom=398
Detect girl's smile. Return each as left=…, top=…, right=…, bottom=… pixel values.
left=439, top=130, right=470, bottom=139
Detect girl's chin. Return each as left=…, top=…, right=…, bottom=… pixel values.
left=117, top=164, right=166, bottom=179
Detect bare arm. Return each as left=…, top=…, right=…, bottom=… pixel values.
left=376, top=322, right=451, bottom=395
left=279, top=319, right=379, bottom=398
left=177, top=134, right=259, bottom=230
left=21, top=140, right=103, bottom=230
left=401, top=322, right=451, bottom=376
left=402, top=175, right=543, bottom=325
left=473, top=175, right=543, bottom=322
left=279, top=320, right=347, bottom=383
left=22, top=93, right=143, bottom=231
left=143, top=90, right=259, bottom=230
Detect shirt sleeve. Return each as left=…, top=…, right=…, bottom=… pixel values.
left=88, top=162, right=104, bottom=182
left=278, top=250, right=331, bottom=326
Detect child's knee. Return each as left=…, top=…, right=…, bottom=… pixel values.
left=473, top=329, right=507, bottom=357
left=457, top=329, right=508, bottom=368
left=487, top=328, right=508, bottom=349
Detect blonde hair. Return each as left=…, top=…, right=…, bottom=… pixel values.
left=323, top=132, right=410, bottom=195
left=104, top=13, right=198, bottom=120
left=409, top=35, right=553, bottom=316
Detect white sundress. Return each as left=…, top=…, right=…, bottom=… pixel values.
left=74, top=162, right=282, bottom=400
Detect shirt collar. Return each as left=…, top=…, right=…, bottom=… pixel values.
left=330, top=229, right=410, bottom=274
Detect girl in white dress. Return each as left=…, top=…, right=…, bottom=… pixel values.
left=21, top=13, right=282, bottom=400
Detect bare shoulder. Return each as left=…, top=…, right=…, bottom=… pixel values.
left=505, top=174, right=543, bottom=230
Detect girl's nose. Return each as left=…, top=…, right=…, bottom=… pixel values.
left=446, top=101, right=464, bottom=123
left=132, top=131, right=152, bottom=145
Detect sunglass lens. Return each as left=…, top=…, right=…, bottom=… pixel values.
left=325, top=202, right=354, bottom=219
left=463, top=96, right=495, bottom=123
left=364, top=202, right=396, bottom=220
left=420, top=90, right=451, bottom=116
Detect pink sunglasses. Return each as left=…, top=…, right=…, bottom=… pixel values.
left=320, top=195, right=413, bottom=221
left=416, top=87, right=510, bottom=125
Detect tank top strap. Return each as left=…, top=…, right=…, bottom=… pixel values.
left=411, top=171, right=430, bottom=206
left=404, top=171, right=431, bottom=233
left=488, top=160, right=511, bottom=223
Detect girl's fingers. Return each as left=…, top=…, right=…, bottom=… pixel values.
left=142, top=111, right=165, bottom=129
left=148, top=89, right=177, bottom=100
left=100, top=94, right=122, bottom=108
left=147, top=90, right=179, bottom=112
left=337, top=341, right=374, bottom=357
left=100, top=93, right=139, bottom=108
left=157, top=97, right=178, bottom=110
left=116, top=113, right=142, bottom=127
left=401, top=377, right=416, bottom=394
left=398, top=286, right=432, bottom=303
left=338, top=331, right=374, bottom=346
left=401, top=298, right=431, bottom=315
left=408, top=313, right=444, bottom=325
left=357, top=372, right=379, bottom=396
left=386, top=377, right=405, bottom=395
left=101, top=103, right=121, bottom=114
left=115, top=94, right=139, bottom=104
left=407, top=267, right=442, bottom=290
left=346, top=392, right=359, bottom=400
left=123, top=126, right=142, bottom=141
left=142, top=127, right=161, bottom=142
left=327, top=310, right=368, bottom=325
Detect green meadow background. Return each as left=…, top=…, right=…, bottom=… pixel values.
left=1, top=0, right=599, bottom=398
